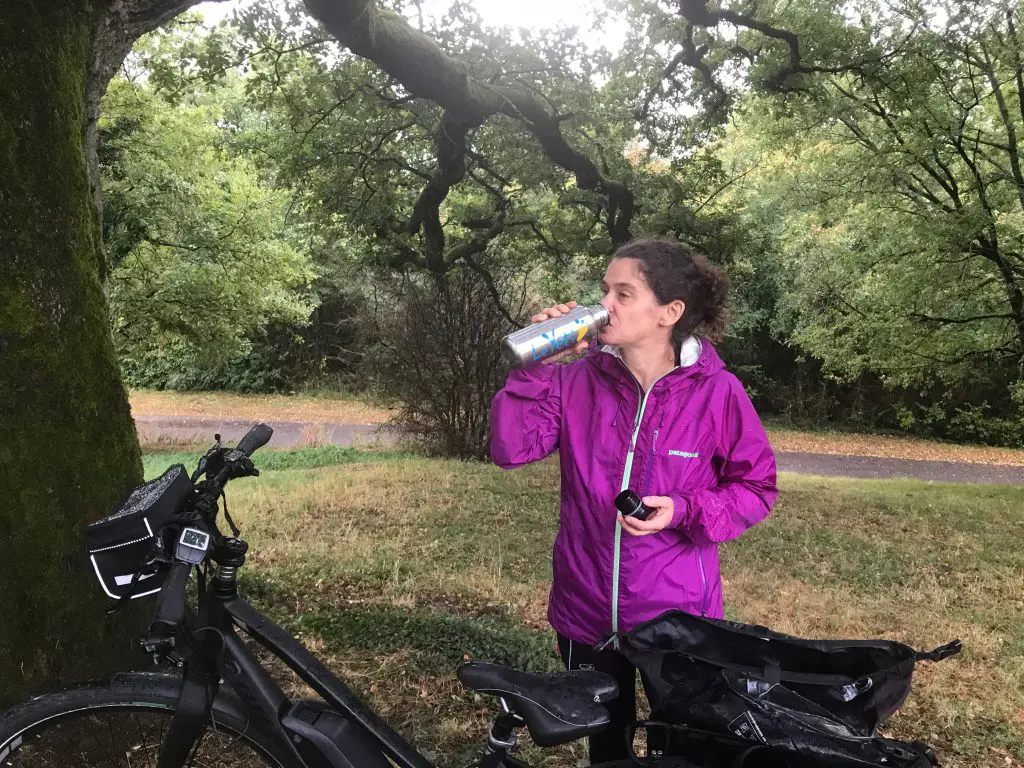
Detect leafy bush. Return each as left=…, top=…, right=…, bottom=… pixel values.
left=371, top=262, right=529, bottom=460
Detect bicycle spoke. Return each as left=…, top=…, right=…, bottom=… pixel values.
left=134, top=712, right=154, bottom=768
left=158, top=708, right=168, bottom=766
left=87, top=717, right=119, bottom=765
left=129, top=711, right=156, bottom=767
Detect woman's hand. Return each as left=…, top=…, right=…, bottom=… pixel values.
left=619, top=496, right=674, bottom=536
left=531, top=300, right=589, bottom=363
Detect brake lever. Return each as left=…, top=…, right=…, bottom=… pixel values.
left=226, top=452, right=259, bottom=478
left=191, top=433, right=226, bottom=484
left=204, top=435, right=227, bottom=479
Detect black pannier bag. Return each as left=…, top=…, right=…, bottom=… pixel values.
left=85, top=464, right=192, bottom=600
left=616, top=611, right=962, bottom=767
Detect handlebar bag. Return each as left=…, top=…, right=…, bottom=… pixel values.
left=84, top=464, right=192, bottom=600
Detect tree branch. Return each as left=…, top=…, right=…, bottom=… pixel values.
left=407, top=113, right=480, bottom=271
left=1007, top=10, right=1024, bottom=128
left=979, top=38, right=1024, bottom=216
left=909, top=312, right=1016, bottom=326
left=303, top=0, right=634, bottom=249
left=463, top=253, right=518, bottom=326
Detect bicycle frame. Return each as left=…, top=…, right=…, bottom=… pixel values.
left=198, top=588, right=437, bottom=768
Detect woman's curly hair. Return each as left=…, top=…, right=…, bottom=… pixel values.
left=611, top=237, right=731, bottom=344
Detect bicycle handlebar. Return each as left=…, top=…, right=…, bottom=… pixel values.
left=143, top=423, right=274, bottom=652
left=235, top=423, right=273, bottom=457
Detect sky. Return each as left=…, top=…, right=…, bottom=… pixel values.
left=191, top=0, right=626, bottom=49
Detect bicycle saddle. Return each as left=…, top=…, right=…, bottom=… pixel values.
left=457, top=661, right=620, bottom=747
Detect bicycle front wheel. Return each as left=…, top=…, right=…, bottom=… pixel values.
left=0, top=673, right=286, bottom=767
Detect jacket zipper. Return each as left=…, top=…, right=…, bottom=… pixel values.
left=641, top=428, right=659, bottom=499
left=611, top=360, right=674, bottom=642
left=612, top=380, right=646, bottom=643
left=697, top=549, right=709, bottom=616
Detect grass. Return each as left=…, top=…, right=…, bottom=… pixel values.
left=141, top=445, right=416, bottom=480
left=192, top=454, right=1024, bottom=768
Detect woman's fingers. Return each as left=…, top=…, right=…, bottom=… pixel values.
left=619, top=507, right=673, bottom=536
left=531, top=300, right=578, bottom=325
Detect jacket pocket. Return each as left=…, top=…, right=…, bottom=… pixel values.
left=650, top=424, right=715, bottom=495
left=695, top=545, right=709, bottom=616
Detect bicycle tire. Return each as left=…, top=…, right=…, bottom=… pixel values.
left=0, top=672, right=288, bottom=767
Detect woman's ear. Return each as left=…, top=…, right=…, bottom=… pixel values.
left=662, top=299, right=685, bottom=327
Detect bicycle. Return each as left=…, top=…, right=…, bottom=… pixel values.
left=0, top=424, right=647, bottom=768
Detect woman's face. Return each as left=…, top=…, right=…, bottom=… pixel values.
left=598, top=257, right=683, bottom=349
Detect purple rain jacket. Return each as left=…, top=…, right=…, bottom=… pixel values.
left=491, top=338, right=778, bottom=645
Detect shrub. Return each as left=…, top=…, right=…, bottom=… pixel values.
left=372, top=262, right=529, bottom=460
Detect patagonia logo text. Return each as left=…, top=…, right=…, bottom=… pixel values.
left=668, top=450, right=699, bottom=458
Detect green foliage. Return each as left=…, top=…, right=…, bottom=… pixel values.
left=703, top=1, right=1024, bottom=443
left=226, top=0, right=625, bottom=271
left=105, top=4, right=758, bottom=406
left=102, top=0, right=1024, bottom=445
left=99, top=70, right=315, bottom=390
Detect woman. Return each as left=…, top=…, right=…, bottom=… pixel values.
left=490, top=237, right=778, bottom=763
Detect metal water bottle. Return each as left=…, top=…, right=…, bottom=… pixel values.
left=501, top=304, right=610, bottom=368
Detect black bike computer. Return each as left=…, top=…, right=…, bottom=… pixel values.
left=176, top=526, right=211, bottom=565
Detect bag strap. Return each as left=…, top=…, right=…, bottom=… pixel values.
left=758, top=640, right=962, bottom=687
left=914, top=639, right=962, bottom=663
left=733, top=745, right=769, bottom=768
left=684, top=652, right=860, bottom=687
left=687, top=638, right=962, bottom=688
left=156, top=627, right=224, bottom=768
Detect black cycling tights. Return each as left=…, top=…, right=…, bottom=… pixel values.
left=556, top=633, right=666, bottom=764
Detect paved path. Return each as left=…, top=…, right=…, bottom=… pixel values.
left=776, top=451, right=1021, bottom=485
left=135, top=415, right=399, bottom=448
left=136, top=416, right=1023, bottom=486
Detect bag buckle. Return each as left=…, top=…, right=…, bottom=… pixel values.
left=926, top=639, right=963, bottom=661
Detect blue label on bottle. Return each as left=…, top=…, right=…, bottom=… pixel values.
left=531, top=320, right=586, bottom=360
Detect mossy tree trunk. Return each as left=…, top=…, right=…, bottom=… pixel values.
left=0, top=0, right=207, bottom=705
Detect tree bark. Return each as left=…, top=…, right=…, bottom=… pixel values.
left=0, top=0, right=169, bottom=704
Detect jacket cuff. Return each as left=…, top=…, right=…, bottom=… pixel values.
left=669, top=493, right=692, bottom=529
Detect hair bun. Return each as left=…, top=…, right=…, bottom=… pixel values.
left=694, top=254, right=730, bottom=342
